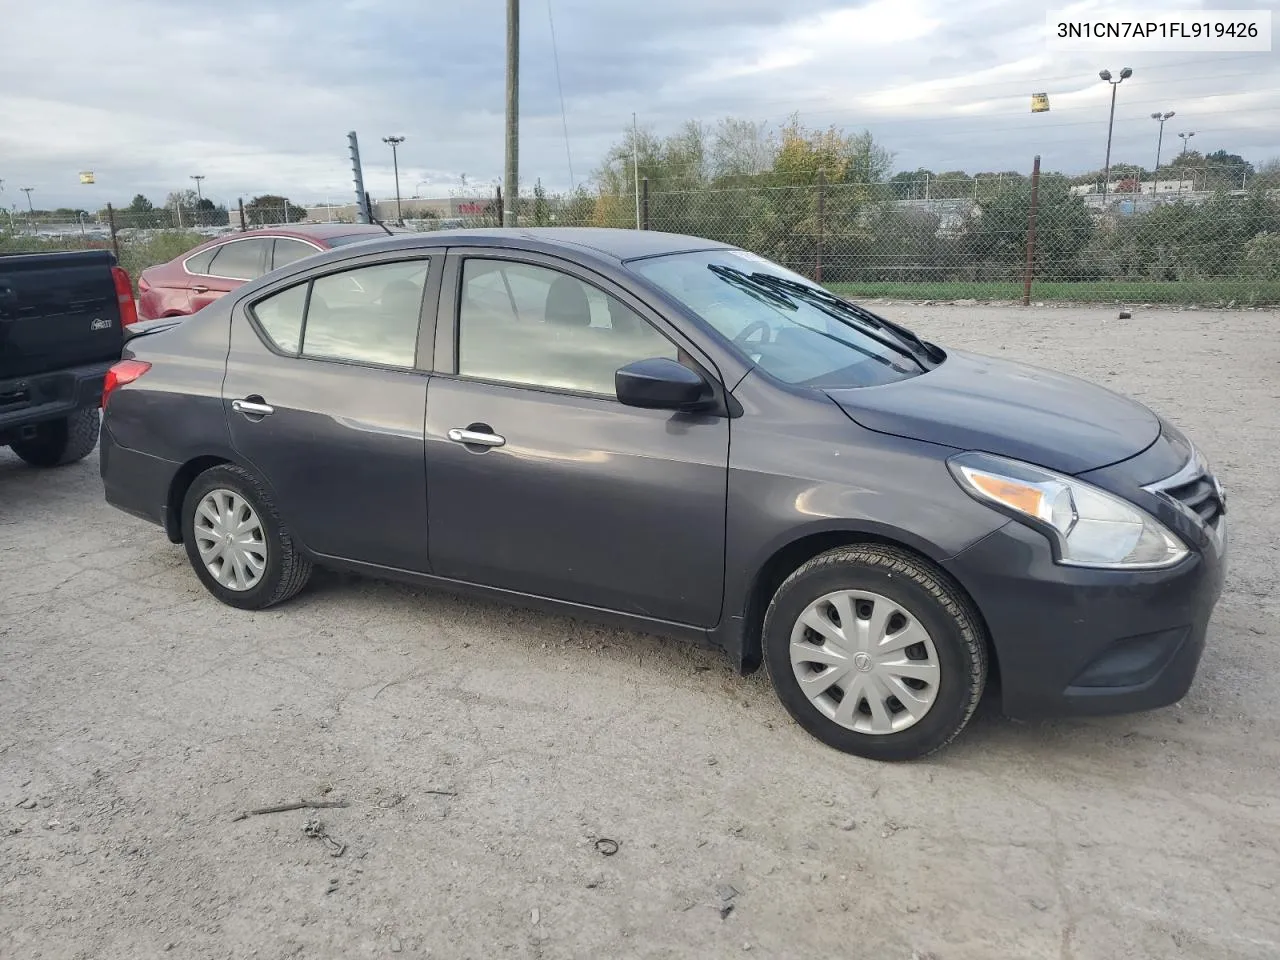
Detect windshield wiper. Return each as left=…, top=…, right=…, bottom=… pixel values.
left=707, top=265, right=903, bottom=372
left=746, top=273, right=941, bottom=364
left=708, top=266, right=925, bottom=371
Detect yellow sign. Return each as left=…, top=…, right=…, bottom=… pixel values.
left=1031, top=93, right=1050, bottom=113
left=79, top=171, right=95, bottom=184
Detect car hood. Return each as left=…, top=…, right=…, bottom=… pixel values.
left=824, top=349, right=1160, bottom=475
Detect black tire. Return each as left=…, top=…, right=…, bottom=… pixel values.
left=762, top=544, right=987, bottom=762
left=181, top=463, right=313, bottom=610
left=9, top=408, right=100, bottom=467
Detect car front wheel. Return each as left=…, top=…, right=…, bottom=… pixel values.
left=181, top=464, right=313, bottom=610
left=763, top=544, right=987, bottom=761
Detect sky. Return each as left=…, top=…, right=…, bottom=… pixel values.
left=0, top=0, right=1276, bottom=210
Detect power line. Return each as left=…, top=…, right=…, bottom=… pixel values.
left=546, top=0, right=575, bottom=192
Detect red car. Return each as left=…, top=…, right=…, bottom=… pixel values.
left=137, top=223, right=394, bottom=319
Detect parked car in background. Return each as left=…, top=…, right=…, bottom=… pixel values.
left=136, top=223, right=395, bottom=320
left=1, top=249, right=135, bottom=467
left=100, top=228, right=1227, bottom=761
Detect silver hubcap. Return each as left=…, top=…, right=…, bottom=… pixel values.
left=194, top=489, right=267, bottom=592
left=789, top=589, right=941, bottom=735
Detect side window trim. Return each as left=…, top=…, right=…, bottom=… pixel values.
left=189, top=236, right=270, bottom=282
left=243, top=252, right=441, bottom=372
left=436, top=248, right=726, bottom=393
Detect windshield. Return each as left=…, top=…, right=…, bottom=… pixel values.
left=628, top=249, right=932, bottom=388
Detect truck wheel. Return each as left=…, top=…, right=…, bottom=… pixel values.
left=9, top=408, right=101, bottom=467
left=762, top=544, right=988, bottom=762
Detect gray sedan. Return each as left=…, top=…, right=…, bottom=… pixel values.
left=100, top=229, right=1227, bottom=760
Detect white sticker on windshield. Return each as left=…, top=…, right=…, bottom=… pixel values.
left=727, top=250, right=773, bottom=265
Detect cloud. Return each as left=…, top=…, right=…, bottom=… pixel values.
left=0, top=0, right=1275, bottom=209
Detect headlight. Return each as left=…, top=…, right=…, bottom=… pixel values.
left=948, top=452, right=1188, bottom=569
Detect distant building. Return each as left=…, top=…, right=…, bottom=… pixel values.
left=1070, top=180, right=1196, bottom=197
left=302, top=196, right=497, bottom=223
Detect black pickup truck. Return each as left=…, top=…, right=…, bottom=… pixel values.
left=0, top=249, right=136, bottom=467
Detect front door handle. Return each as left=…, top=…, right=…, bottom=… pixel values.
left=191, top=284, right=210, bottom=294
left=447, top=427, right=505, bottom=448
left=232, top=398, right=275, bottom=417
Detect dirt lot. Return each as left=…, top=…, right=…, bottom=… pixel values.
left=2, top=304, right=1278, bottom=960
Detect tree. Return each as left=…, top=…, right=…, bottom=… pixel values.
left=772, top=115, right=892, bottom=186
left=889, top=169, right=933, bottom=200
left=1204, top=149, right=1254, bottom=190
left=928, top=171, right=972, bottom=200
left=124, top=193, right=163, bottom=228
left=709, top=118, right=777, bottom=182
left=961, top=174, right=1093, bottom=280
left=531, top=178, right=550, bottom=226
left=245, top=194, right=307, bottom=226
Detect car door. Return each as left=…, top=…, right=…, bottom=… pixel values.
left=222, top=251, right=440, bottom=572
left=189, top=237, right=271, bottom=313
left=424, top=250, right=730, bottom=627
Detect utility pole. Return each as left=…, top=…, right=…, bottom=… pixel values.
left=1098, top=67, right=1133, bottom=205
left=383, top=135, right=405, bottom=223
left=20, top=187, right=35, bottom=213
left=503, top=0, right=519, bottom=226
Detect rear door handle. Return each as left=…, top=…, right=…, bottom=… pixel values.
left=191, top=284, right=210, bottom=294
left=232, top=398, right=275, bottom=417
left=447, top=427, right=505, bottom=448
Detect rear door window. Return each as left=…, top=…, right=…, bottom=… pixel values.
left=303, top=260, right=429, bottom=368
left=208, top=239, right=270, bottom=280
left=272, top=238, right=319, bottom=271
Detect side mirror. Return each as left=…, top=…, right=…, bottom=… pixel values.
left=615, top=357, right=710, bottom=411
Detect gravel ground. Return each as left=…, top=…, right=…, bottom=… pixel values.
left=2, top=304, right=1278, bottom=960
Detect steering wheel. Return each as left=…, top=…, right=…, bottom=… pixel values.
left=733, top=320, right=772, bottom=347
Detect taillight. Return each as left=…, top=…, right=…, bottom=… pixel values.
left=102, top=359, right=151, bottom=409
left=111, top=266, right=139, bottom=327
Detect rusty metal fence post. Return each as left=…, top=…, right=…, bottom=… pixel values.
left=105, top=203, right=120, bottom=260
left=1022, top=155, right=1041, bottom=306
left=815, top=168, right=826, bottom=283
left=641, top=177, right=650, bottom=230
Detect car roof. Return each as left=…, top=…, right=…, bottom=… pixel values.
left=226, top=223, right=398, bottom=242
left=301, top=227, right=734, bottom=263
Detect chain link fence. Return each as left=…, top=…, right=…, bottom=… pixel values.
left=557, top=174, right=1280, bottom=306
left=6, top=177, right=1278, bottom=305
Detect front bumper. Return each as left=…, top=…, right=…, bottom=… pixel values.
left=944, top=512, right=1227, bottom=720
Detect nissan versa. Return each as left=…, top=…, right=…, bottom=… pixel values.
left=100, top=229, right=1227, bottom=761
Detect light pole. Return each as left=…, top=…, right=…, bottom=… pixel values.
left=1150, top=111, right=1174, bottom=197
left=190, top=175, right=205, bottom=225
left=1177, top=132, right=1196, bottom=192
left=414, top=180, right=430, bottom=198
left=1098, top=67, right=1133, bottom=205
left=20, top=187, right=35, bottom=213
left=382, top=136, right=405, bottom=223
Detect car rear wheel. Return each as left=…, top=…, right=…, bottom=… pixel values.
left=9, top=408, right=100, bottom=467
left=763, top=544, right=987, bottom=761
left=181, top=464, right=312, bottom=610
